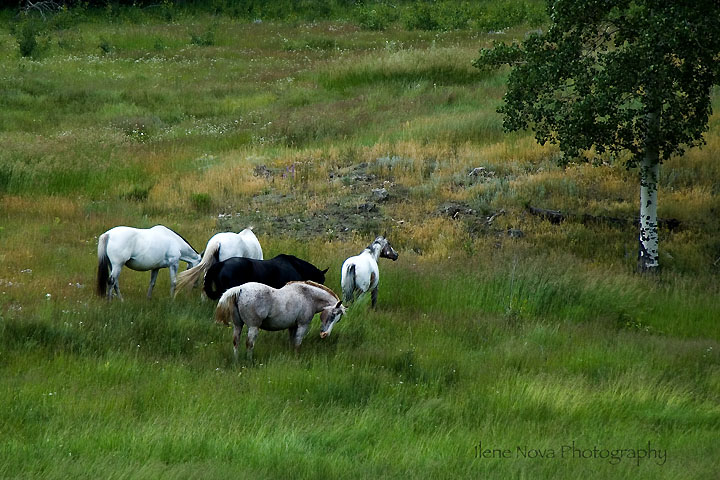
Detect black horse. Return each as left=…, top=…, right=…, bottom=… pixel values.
left=203, top=254, right=329, bottom=300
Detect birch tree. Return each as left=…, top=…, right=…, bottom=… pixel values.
left=474, top=0, right=720, bottom=271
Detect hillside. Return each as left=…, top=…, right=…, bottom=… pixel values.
left=1, top=3, right=719, bottom=478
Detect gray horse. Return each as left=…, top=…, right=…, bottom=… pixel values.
left=214, top=280, right=346, bottom=359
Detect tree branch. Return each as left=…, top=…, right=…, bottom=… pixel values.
left=22, top=0, right=61, bottom=19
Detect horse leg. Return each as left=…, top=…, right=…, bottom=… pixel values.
left=293, top=323, right=310, bottom=353
left=109, top=264, right=123, bottom=301
left=246, top=326, right=259, bottom=361
left=288, top=326, right=298, bottom=350
left=168, top=262, right=179, bottom=298
left=371, top=285, right=378, bottom=308
left=147, top=269, right=159, bottom=299
left=232, top=321, right=244, bottom=360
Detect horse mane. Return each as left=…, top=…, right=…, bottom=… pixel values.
left=160, top=225, right=199, bottom=255
left=365, top=236, right=386, bottom=253
left=286, top=280, right=339, bottom=301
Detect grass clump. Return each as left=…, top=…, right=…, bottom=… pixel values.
left=190, top=25, right=216, bottom=46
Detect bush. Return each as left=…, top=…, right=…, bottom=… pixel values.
left=355, top=4, right=398, bottom=31
left=475, top=1, right=547, bottom=31
left=435, top=2, right=472, bottom=30
left=48, top=5, right=88, bottom=30
left=15, top=18, right=43, bottom=58
left=190, top=26, right=216, bottom=46
left=401, top=3, right=440, bottom=31
left=98, top=36, right=112, bottom=54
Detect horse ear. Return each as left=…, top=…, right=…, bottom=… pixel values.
left=322, top=267, right=329, bottom=274
left=383, top=230, right=388, bottom=238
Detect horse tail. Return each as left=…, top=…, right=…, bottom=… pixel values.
left=175, top=239, right=221, bottom=296
left=96, top=233, right=110, bottom=297
left=203, top=267, right=223, bottom=301
left=342, top=263, right=356, bottom=304
left=215, top=287, right=240, bottom=325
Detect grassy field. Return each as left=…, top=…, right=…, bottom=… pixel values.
left=1, top=3, right=719, bottom=479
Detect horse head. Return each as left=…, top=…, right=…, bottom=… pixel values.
left=319, top=300, right=345, bottom=339
left=316, top=267, right=329, bottom=284
left=377, top=236, right=399, bottom=261
left=287, top=255, right=328, bottom=284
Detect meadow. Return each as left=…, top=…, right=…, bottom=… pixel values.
left=1, top=2, right=719, bottom=478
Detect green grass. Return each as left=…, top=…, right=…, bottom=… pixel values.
left=2, top=258, right=719, bottom=478
left=1, top=3, right=719, bottom=478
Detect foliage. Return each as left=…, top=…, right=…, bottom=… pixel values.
left=401, top=3, right=441, bottom=31
left=4, top=1, right=548, bottom=32
left=474, top=1, right=546, bottom=32
left=355, top=3, right=398, bottom=31
left=475, top=0, right=720, bottom=271
left=189, top=26, right=216, bottom=46
left=14, top=16, right=46, bottom=57
left=474, top=0, right=720, bottom=168
left=97, top=35, right=112, bottom=54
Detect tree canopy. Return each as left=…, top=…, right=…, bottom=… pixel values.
left=474, top=0, right=720, bottom=168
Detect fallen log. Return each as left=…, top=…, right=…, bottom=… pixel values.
left=527, top=205, right=681, bottom=231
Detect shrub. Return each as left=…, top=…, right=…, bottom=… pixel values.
left=190, top=26, right=216, bottom=46
left=15, top=18, right=42, bottom=58
left=48, top=5, right=87, bottom=30
left=355, top=4, right=398, bottom=31
left=435, top=2, right=472, bottom=30
left=401, top=3, right=440, bottom=31
left=475, top=1, right=547, bottom=31
left=98, top=36, right=112, bottom=55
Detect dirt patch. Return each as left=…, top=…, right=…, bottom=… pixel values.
left=218, top=191, right=388, bottom=241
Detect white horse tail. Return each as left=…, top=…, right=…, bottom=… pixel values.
left=175, top=239, right=221, bottom=296
left=96, top=233, right=110, bottom=297
left=342, top=263, right=356, bottom=304
left=215, top=288, right=240, bottom=325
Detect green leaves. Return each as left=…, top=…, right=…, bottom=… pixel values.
left=475, top=0, right=720, bottom=167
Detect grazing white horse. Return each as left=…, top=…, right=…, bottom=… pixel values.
left=215, top=281, right=346, bottom=359
left=175, top=228, right=263, bottom=296
left=96, top=225, right=201, bottom=301
left=341, top=235, right=398, bottom=307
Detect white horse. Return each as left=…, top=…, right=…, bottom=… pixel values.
left=214, top=281, right=346, bottom=359
left=174, top=228, right=263, bottom=296
left=341, top=235, right=398, bottom=307
left=96, top=225, right=201, bottom=301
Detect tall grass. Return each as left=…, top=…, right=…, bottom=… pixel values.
left=2, top=253, right=719, bottom=478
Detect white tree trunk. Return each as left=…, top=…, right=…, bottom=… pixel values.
left=638, top=145, right=660, bottom=271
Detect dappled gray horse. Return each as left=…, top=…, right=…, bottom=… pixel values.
left=214, top=281, right=346, bottom=359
